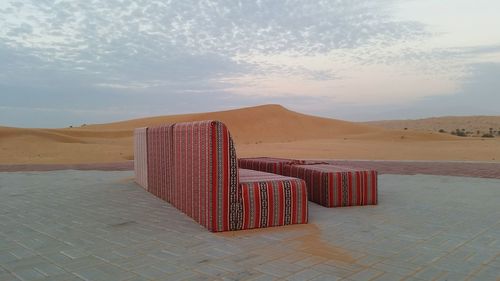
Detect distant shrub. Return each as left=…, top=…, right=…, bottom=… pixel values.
left=454, top=129, right=467, bottom=137
left=438, top=129, right=446, bottom=133
left=482, top=133, right=495, bottom=138
left=404, top=127, right=408, bottom=130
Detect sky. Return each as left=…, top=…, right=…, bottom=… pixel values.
left=1, top=0, right=500, bottom=128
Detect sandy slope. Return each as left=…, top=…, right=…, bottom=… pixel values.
left=1, top=104, right=499, bottom=164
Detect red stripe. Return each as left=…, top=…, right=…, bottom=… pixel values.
left=278, top=185, right=284, bottom=226
left=268, top=184, right=274, bottom=226
left=328, top=173, right=334, bottom=207
left=254, top=185, right=261, bottom=228
left=356, top=171, right=361, bottom=205
left=242, top=186, right=249, bottom=229
left=222, top=126, right=229, bottom=231
left=363, top=172, right=368, bottom=204
left=337, top=172, right=342, bottom=207
left=301, top=181, right=308, bottom=223
left=291, top=181, right=297, bottom=224
left=211, top=125, right=218, bottom=231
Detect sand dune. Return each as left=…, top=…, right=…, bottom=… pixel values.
left=82, top=104, right=385, bottom=143
left=1, top=104, right=499, bottom=164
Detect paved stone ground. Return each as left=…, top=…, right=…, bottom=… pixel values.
left=0, top=171, right=499, bottom=281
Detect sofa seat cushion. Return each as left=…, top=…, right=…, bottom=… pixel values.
left=238, top=169, right=308, bottom=229
left=239, top=157, right=305, bottom=175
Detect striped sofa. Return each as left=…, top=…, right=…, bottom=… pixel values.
left=239, top=157, right=378, bottom=208
left=134, top=121, right=308, bottom=232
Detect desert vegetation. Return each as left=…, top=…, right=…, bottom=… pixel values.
left=365, top=116, right=500, bottom=139
left=449, top=127, right=497, bottom=138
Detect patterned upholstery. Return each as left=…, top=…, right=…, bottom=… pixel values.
left=283, top=164, right=378, bottom=207
left=147, top=124, right=174, bottom=202
left=239, top=157, right=378, bottom=208
left=133, top=127, right=148, bottom=189
left=171, top=120, right=240, bottom=231
left=134, top=121, right=308, bottom=232
left=239, top=169, right=308, bottom=229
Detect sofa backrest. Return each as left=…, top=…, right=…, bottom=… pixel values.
left=172, top=120, right=240, bottom=232
left=147, top=124, right=174, bottom=202
left=136, top=120, right=241, bottom=232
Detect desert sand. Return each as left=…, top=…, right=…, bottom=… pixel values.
left=1, top=104, right=499, bottom=164
left=365, top=116, right=500, bottom=136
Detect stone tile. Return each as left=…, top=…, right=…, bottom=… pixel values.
left=2, top=256, right=48, bottom=271
left=133, top=265, right=175, bottom=279
left=0, top=273, right=21, bottom=281
left=432, top=255, right=483, bottom=276
left=9, top=248, right=37, bottom=259
left=285, top=269, right=322, bottom=281
left=309, top=274, right=342, bottom=281
left=72, top=263, right=136, bottom=281
left=355, top=255, right=385, bottom=267
left=488, top=256, right=500, bottom=269
left=63, top=256, right=104, bottom=271
left=345, top=268, right=384, bottom=281
left=194, top=263, right=228, bottom=277
left=254, top=263, right=292, bottom=278
left=371, top=272, right=406, bottom=281
left=372, top=260, right=420, bottom=277
left=40, top=252, right=74, bottom=266
left=37, top=272, right=85, bottom=281
left=156, top=269, right=197, bottom=281
left=469, top=265, right=500, bottom=281
left=246, top=274, right=279, bottom=281
left=412, top=266, right=447, bottom=280
left=123, top=276, right=151, bottom=281
left=219, top=269, right=261, bottom=281
left=12, top=268, right=46, bottom=281
left=311, top=263, right=355, bottom=278
left=0, top=252, right=20, bottom=264
left=33, top=262, right=66, bottom=276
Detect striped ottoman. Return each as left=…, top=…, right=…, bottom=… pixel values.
left=283, top=164, right=378, bottom=207
left=239, top=157, right=378, bottom=208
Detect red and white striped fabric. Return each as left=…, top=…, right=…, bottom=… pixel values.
left=170, top=120, right=240, bottom=231
left=239, top=157, right=305, bottom=175
left=134, top=121, right=309, bottom=232
left=147, top=124, right=174, bottom=202
left=239, top=169, right=308, bottom=229
left=239, top=157, right=378, bottom=208
left=133, top=127, right=148, bottom=189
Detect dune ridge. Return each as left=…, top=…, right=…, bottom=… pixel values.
left=1, top=104, right=499, bottom=164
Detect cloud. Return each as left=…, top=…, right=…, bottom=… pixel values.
left=323, top=62, right=500, bottom=121
left=0, top=0, right=498, bottom=127
left=0, top=0, right=427, bottom=81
